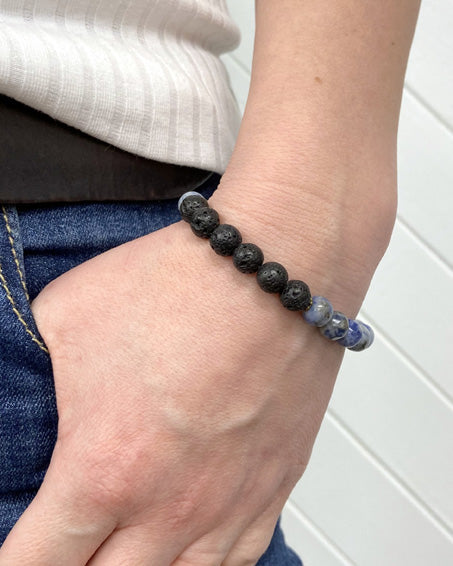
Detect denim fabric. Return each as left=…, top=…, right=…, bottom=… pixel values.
left=0, top=174, right=302, bottom=565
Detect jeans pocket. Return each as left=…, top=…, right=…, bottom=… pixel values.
left=0, top=205, right=57, bottom=510
left=0, top=175, right=221, bottom=360
left=0, top=204, right=49, bottom=358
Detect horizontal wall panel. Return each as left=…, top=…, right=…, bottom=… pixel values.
left=405, top=0, right=453, bottom=129
left=332, top=334, right=453, bottom=529
left=290, top=415, right=453, bottom=565
left=362, top=220, right=453, bottom=397
left=282, top=502, right=353, bottom=566
left=398, top=89, right=453, bottom=266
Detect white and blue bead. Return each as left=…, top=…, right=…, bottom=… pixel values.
left=319, top=311, right=349, bottom=341
left=303, top=296, right=334, bottom=327
left=348, top=322, right=374, bottom=351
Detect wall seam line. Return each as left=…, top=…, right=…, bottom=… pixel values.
left=325, top=409, right=453, bottom=541
left=358, top=313, right=453, bottom=411
left=403, top=82, right=453, bottom=137
left=395, top=216, right=453, bottom=273
left=284, top=499, right=355, bottom=566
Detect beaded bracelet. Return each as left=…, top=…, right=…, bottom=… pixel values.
left=178, top=191, right=374, bottom=352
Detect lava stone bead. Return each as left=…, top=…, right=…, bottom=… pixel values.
left=348, top=322, right=375, bottom=351
left=232, top=243, right=264, bottom=273
left=303, top=295, right=334, bottom=327
left=319, top=311, right=349, bottom=341
left=209, top=224, right=242, bottom=256
left=190, top=206, right=220, bottom=238
left=256, top=262, right=288, bottom=293
left=279, top=280, right=312, bottom=311
left=337, top=319, right=363, bottom=348
left=178, top=192, right=209, bottom=222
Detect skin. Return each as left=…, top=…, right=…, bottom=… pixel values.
left=0, top=1, right=421, bottom=565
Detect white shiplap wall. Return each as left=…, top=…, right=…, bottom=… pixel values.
left=222, top=1, right=453, bottom=564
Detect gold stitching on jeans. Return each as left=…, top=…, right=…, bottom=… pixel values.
left=0, top=208, right=49, bottom=355
left=0, top=264, right=49, bottom=354
left=2, top=205, right=30, bottom=301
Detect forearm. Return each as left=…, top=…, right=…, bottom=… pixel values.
left=210, top=0, right=420, bottom=312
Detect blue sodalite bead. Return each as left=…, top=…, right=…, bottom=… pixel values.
left=319, top=311, right=349, bottom=341
left=348, top=322, right=375, bottom=351
left=337, top=319, right=363, bottom=348
left=302, top=296, right=333, bottom=327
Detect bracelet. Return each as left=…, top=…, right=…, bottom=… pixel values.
left=178, top=191, right=374, bottom=352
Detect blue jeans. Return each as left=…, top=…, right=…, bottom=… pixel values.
left=0, top=174, right=302, bottom=565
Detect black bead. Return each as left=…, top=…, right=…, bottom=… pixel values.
left=280, top=280, right=312, bottom=311
left=232, top=243, right=264, bottom=273
left=256, top=262, right=288, bottom=293
left=190, top=207, right=220, bottom=238
left=209, top=224, right=242, bottom=256
left=180, top=195, right=209, bottom=222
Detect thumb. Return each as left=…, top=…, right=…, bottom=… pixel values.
left=29, top=283, right=59, bottom=346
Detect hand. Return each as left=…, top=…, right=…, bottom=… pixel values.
left=0, top=218, right=345, bottom=566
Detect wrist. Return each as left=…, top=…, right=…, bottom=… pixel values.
left=209, top=166, right=396, bottom=316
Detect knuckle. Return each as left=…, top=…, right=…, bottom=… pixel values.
left=164, top=495, right=199, bottom=530
left=71, top=440, right=149, bottom=512
left=162, top=482, right=219, bottom=532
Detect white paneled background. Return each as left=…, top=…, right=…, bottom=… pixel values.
left=223, top=1, right=453, bottom=565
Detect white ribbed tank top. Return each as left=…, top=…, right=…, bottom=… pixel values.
left=0, top=0, right=241, bottom=174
